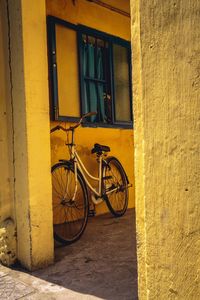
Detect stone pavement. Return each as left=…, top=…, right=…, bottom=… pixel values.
left=0, top=209, right=138, bottom=299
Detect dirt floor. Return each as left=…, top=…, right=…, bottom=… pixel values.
left=0, top=209, right=138, bottom=299
left=33, top=208, right=138, bottom=299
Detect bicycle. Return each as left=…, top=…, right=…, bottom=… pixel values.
left=50, top=112, right=131, bottom=245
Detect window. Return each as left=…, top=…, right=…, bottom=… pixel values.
left=47, top=16, right=133, bottom=128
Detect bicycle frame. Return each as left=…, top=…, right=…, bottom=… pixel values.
left=70, top=145, right=122, bottom=205
left=51, top=112, right=130, bottom=245
left=50, top=111, right=124, bottom=205
left=71, top=142, right=104, bottom=198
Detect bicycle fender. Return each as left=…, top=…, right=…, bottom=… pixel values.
left=58, top=159, right=73, bottom=169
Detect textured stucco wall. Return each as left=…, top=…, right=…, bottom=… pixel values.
left=131, top=0, right=200, bottom=299
left=6, top=0, right=54, bottom=270
left=0, top=0, right=16, bottom=265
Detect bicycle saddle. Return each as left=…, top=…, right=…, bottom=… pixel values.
left=91, top=143, right=110, bottom=154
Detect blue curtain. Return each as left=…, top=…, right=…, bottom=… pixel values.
left=82, top=41, right=105, bottom=122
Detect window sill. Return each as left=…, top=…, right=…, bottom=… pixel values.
left=82, top=122, right=133, bottom=129
left=51, top=115, right=133, bottom=129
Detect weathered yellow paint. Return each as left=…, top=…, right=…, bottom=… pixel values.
left=0, top=0, right=16, bottom=265
left=130, top=1, right=147, bottom=298
left=47, top=0, right=135, bottom=214
left=6, top=0, right=54, bottom=270
left=0, top=220, right=16, bottom=265
left=0, top=6, right=199, bottom=300
left=0, top=1, right=13, bottom=222
left=131, top=0, right=200, bottom=299
left=46, top=0, right=130, bottom=40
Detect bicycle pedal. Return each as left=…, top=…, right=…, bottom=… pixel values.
left=89, top=209, right=96, bottom=217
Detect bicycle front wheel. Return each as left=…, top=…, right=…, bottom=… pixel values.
left=103, top=157, right=128, bottom=217
left=51, top=162, right=88, bottom=245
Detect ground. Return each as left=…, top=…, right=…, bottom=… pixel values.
left=0, top=209, right=138, bottom=299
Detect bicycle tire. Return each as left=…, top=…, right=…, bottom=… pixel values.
left=103, top=157, right=128, bottom=217
left=51, top=162, right=89, bottom=245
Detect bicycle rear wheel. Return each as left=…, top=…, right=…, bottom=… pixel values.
left=51, top=162, right=88, bottom=245
left=103, top=157, right=128, bottom=217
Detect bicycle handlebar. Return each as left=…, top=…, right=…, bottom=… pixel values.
left=50, top=125, right=67, bottom=133
left=50, top=112, right=97, bottom=133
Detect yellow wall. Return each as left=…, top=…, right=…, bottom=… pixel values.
left=0, top=0, right=16, bottom=265
left=0, top=0, right=13, bottom=223
left=0, top=0, right=54, bottom=270
left=47, top=0, right=135, bottom=214
left=131, top=0, right=200, bottom=298
left=46, top=0, right=130, bottom=40
left=15, top=0, right=54, bottom=270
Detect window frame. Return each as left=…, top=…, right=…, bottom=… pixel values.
left=47, top=16, right=133, bottom=128
left=47, top=16, right=80, bottom=123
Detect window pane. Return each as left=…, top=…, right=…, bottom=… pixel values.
left=113, top=44, right=131, bottom=122
left=56, top=24, right=80, bottom=117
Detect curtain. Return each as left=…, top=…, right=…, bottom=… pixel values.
left=82, top=40, right=105, bottom=123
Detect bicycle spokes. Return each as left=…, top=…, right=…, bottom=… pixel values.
left=52, top=163, right=88, bottom=244
left=103, top=157, right=128, bottom=217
